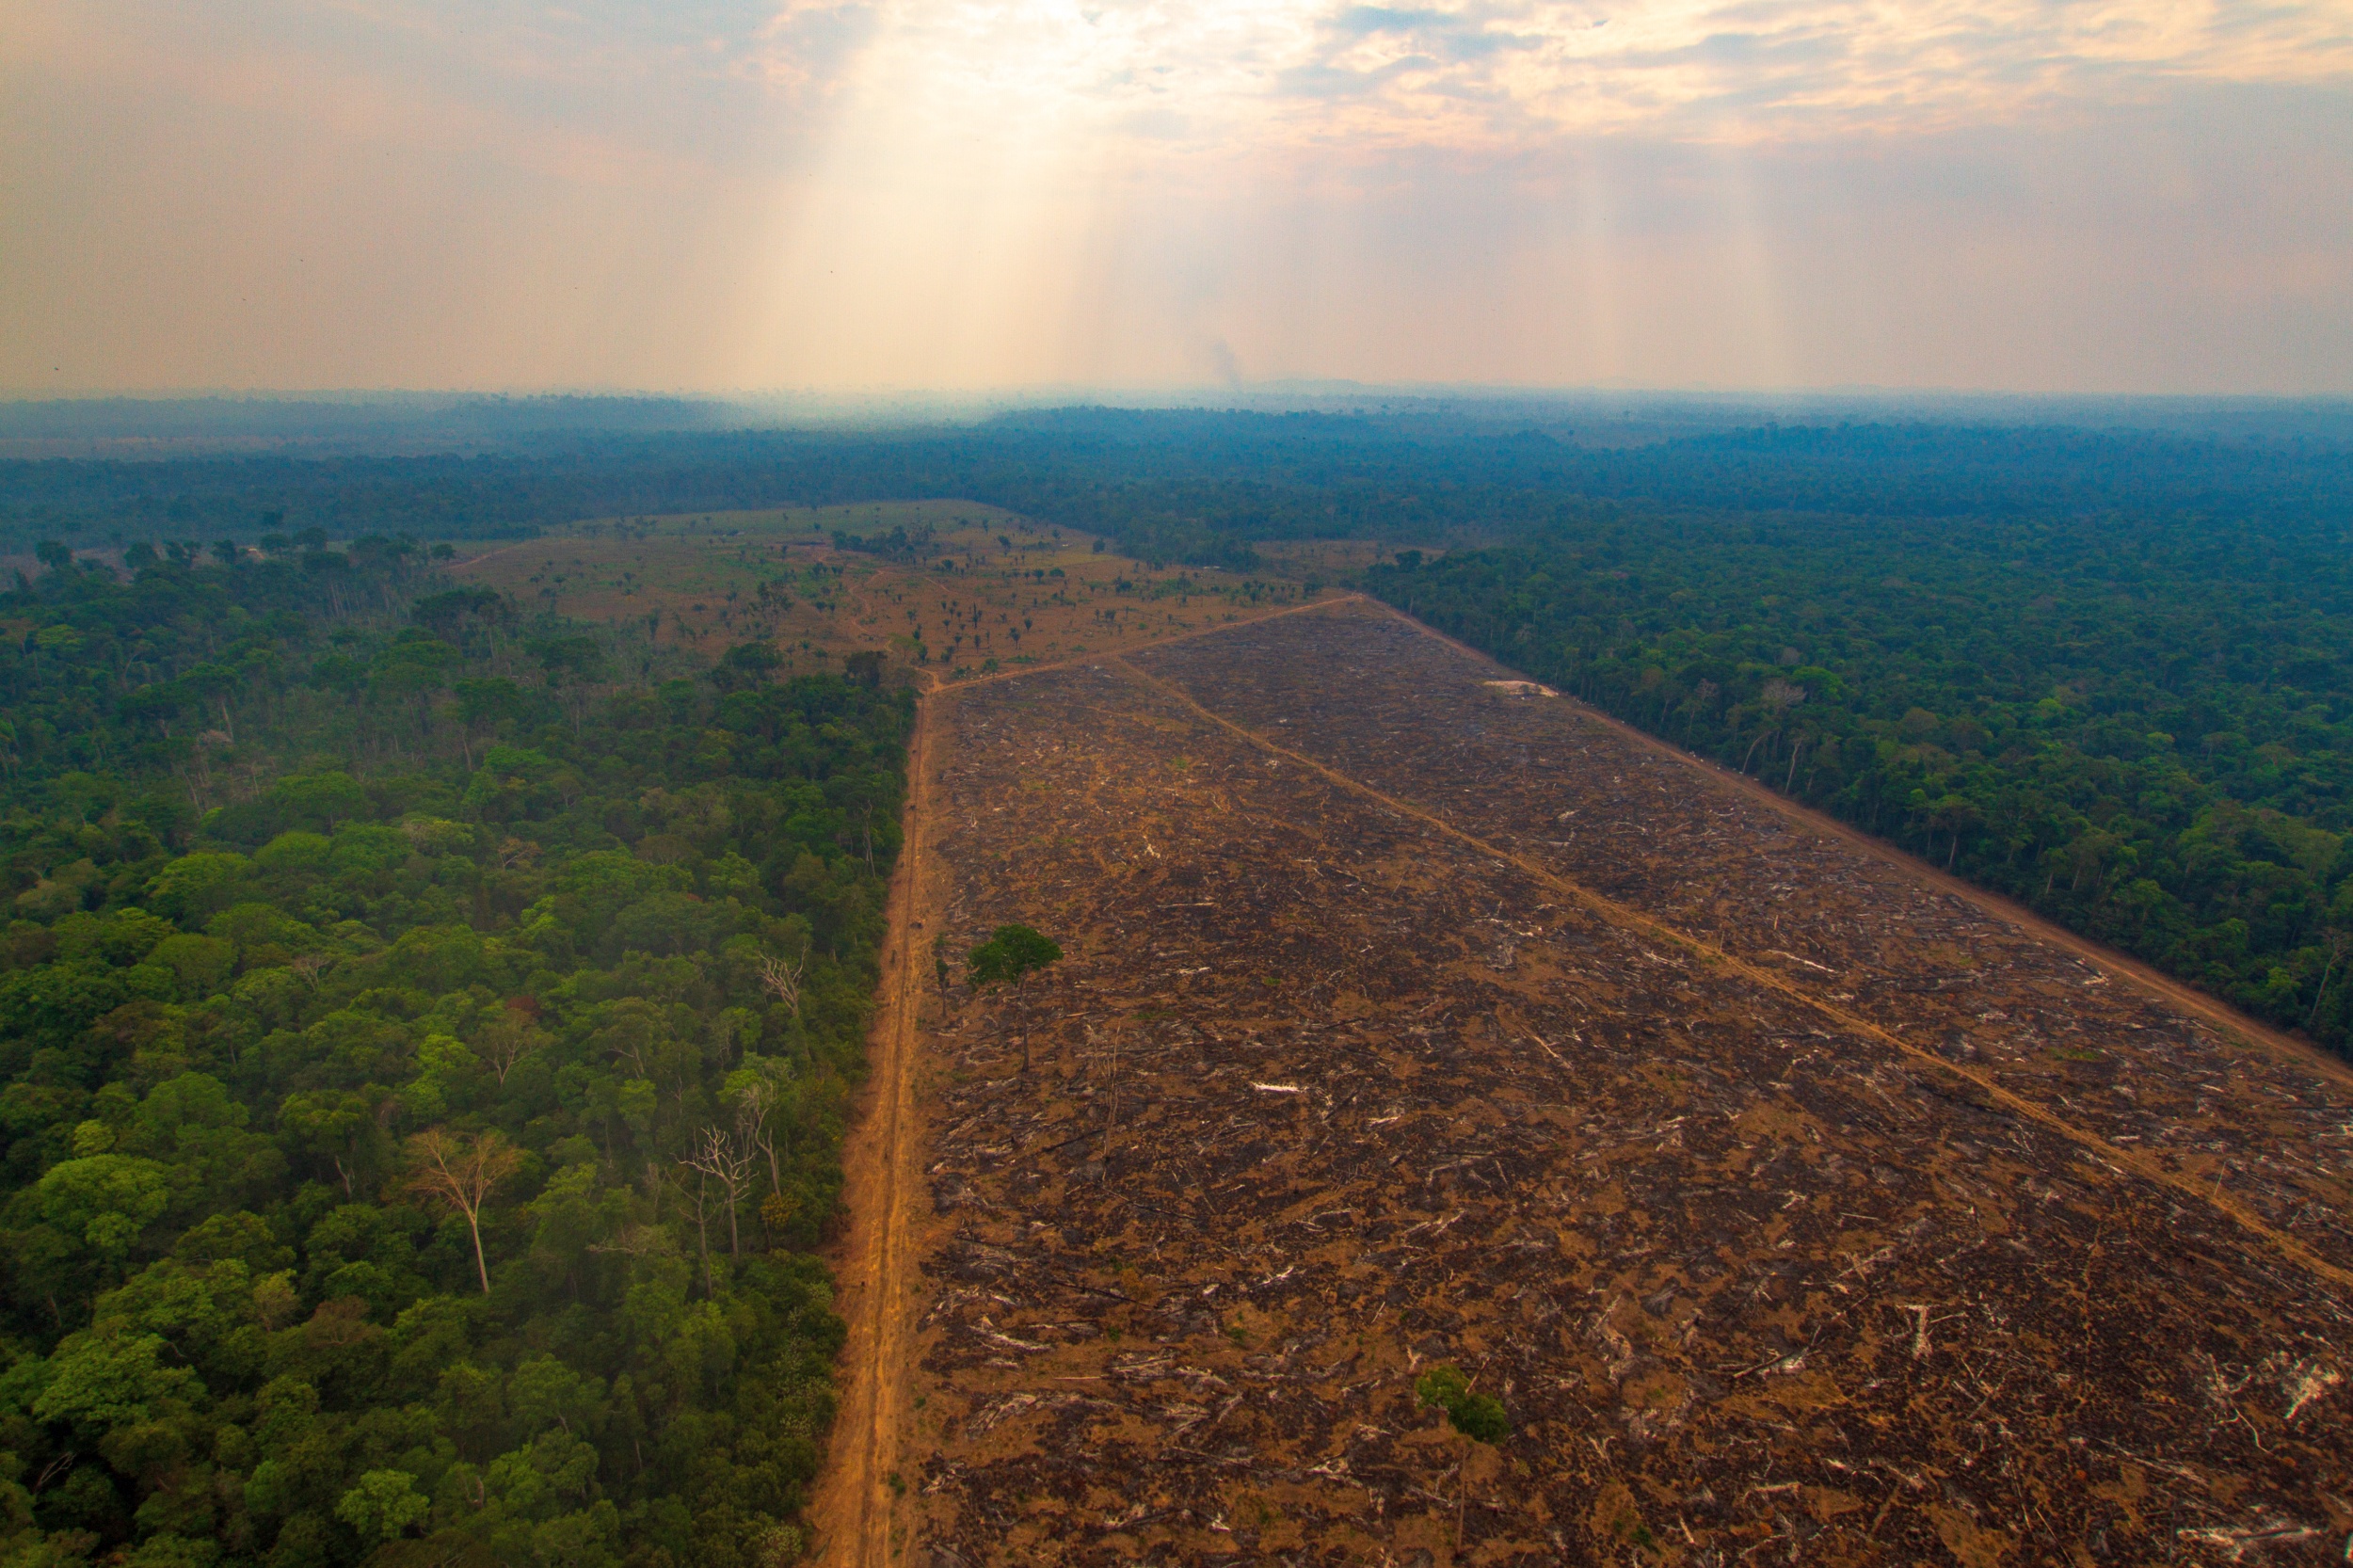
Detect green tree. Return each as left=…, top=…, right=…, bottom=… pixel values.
left=1416, top=1362, right=1509, bottom=1443
left=38, top=1155, right=171, bottom=1263
left=271, top=771, right=370, bottom=832
left=967, top=924, right=1062, bottom=990
left=454, top=676, right=525, bottom=767
left=279, top=1089, right=392, bottom=1198
left=336, top=1469, right=431, bottom=1542
left=968, top=925, right=1062, bottom=1073
left=32, top=1329, right=202, bottom=1437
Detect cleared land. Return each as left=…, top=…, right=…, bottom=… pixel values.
left=878, top=598, right=2353, bottom=1566
left=452, top=502, right=1330, bottom=683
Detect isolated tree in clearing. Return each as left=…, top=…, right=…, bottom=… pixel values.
left=1417, top=1362, right=1510, bottom=1443
left=968, top=923, right=1062, bottom=990
left=969, top=924, right=1063, bottom=1071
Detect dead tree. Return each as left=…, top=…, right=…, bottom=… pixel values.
left=756, top=952, right=806, bottom=1016
left=729, top=1060, right=796, bottom=1197
left=680, top=1124, right=758, bottom=1258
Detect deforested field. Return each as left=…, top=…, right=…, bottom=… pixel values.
left=898, top=599, right=2353, bottom=1566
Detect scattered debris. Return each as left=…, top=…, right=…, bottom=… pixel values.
left=901, top=602, right=2353, bottom=1566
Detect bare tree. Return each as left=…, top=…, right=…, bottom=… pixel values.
left=756, top=952, right=806, bottom=1016
left=1741, top=680, right=1806, bottom=776
left=730, top=1060, right=794, bottom=1197
left=404, top=1128, right=523, bottom=1295
left=680, top=1124, right=758, bottom=1257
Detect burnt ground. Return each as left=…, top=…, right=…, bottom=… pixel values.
left=899, top=599, right=2353, bottom=1567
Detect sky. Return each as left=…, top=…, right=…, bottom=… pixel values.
left=3, top=0, right=2351, bottom=394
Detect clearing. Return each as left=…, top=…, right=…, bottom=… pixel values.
left=856, top=597, right=2353, bottom=1565
left=451, top=502, right=1335, bottom=683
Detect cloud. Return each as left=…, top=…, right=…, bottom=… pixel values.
left=25, top=0, right=2348, bottom=170
left=1325, top=6, right=1538, bottom=58
left=3, top=0, right=2349, bottom=392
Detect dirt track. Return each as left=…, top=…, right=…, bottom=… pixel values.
left=822, top=598, right=2353, bottom=1565
left=808, top=685, right=936, bottom=1565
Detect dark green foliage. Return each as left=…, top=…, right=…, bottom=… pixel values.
left=1369, top=503, right=2353, bottom=1055
left=0, top=549, right=909, bottom=1566
left=965, top=925, right=1061, bottom=990
left=1415, top=1364, right=1508, bottom=1443
left=16, top=409, right=2343, bottom=568
left=830, top=523, right=936, bottom=563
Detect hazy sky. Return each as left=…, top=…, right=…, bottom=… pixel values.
left=5, top=0, right=2351, bottom=393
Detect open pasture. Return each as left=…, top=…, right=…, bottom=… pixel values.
left=895, top=600, right=2353, bottom=1566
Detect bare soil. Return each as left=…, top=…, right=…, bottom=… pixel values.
left=882, top=598, right=2353, bottom=1566
left=807, top=686, right=941, bottom=1565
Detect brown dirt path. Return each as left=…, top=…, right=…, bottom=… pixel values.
left=808, top=692, right=939, bottom=1564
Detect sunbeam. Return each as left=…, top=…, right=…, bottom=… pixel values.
left=5, top=0, right=2351, bottom=390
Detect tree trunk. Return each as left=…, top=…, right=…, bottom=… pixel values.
left=693, top=1181, right=712, bottom=1294
left=468, top=1209, right=491, bottom=1295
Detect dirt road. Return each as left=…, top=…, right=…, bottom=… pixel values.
left=806, top=692, right=937, bottom=1565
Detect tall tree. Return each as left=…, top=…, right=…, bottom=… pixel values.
left=404, top=1127, right=523, bottom=1294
